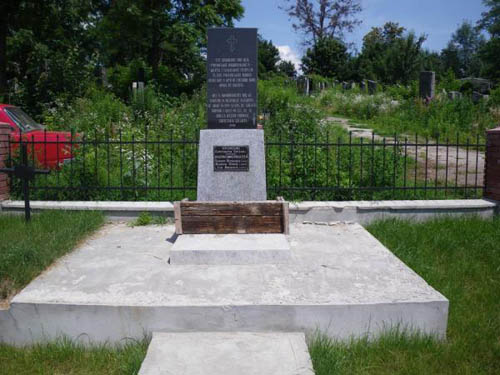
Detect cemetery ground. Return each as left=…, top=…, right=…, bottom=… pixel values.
left=16, top=78, right=496, bottom=203
left=325, top=116, right=485, bottom=187
left=0, top=211, right=104, bottom=302
left=0, top=214, right=499, bottom=374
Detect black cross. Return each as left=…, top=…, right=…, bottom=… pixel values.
left=227, top=34, right=238, bottom=53
left=0, top=143, right=50, bottom=221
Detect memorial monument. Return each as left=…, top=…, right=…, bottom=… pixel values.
left=172, top=27, right=289, bottom=263
left=197, top=28, right=266, bottom=201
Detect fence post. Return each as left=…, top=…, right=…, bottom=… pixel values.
left=0, top=123, right=11, bottom=201
left=484, top=126, right=500, bottom=201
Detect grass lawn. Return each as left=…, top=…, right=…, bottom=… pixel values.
left=1, top=216, right=499, bottom=374
left=0, top=338, right=149, bottom=375
left=0, top=210, right=104, bottom=300
left=310, top=216, right=500, bottom=375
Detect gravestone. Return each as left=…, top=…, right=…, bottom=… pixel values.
left=419, top=71, right=435, bottom=99
left=448, top=91, right=462, bottom=101
left=367, top=80, right=377, bottom=95
left=472, top=91, right=484, bottom=103
left=198, top=28, right=266, bottom=201
left=359, top=81, right=366, bottom=91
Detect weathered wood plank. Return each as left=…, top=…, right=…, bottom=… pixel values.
left=174, top=202, right=183, bottom=234
left=282, top=202, right=290, bottom=235
left=181, top=215, right=283, bottom=234
left=181, top=202, right=282, bottom=216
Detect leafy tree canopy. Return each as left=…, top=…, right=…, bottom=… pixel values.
left=98, top=0, right=244, bottom=96
left=441, top=21, right=485, bottom=78
left=1, top=0, right=244, bottom=112
left=258, top=35, right=280, bottom=77
left=357, top=22, right=427, bottom=85
left=477, top=0, right=500, bottom=81
left=301, top=37, right=348, bottom=78
left=278, top=60, right=297, bottom=78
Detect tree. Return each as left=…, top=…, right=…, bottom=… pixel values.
left=258, top=35, right=280, bottom=77
left=0, top=1, right=20, bottom=95
left=386, top=32, right=427, bottom=84
left=98, top=0, right=244, bottom=95
left=357, top=22, right=406, bottom=81
left=281, top=0, right=362, bottom=45
left=3, top=1, right=108, bottom=112
left=301, top=37, right=348, bottom=78
left=441, top=21, right=485, bottom=78
left=278, top=60, right=297, bottom=78
left=421, top=50, right=444, bottom=76
left=357, top=22, right=427, bottom=85
left=477, top=0, right=500, bottom=81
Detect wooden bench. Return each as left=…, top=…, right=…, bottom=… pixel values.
left=174, top=200, right=289, bottom=235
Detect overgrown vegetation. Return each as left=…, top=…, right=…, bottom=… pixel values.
left=130, top=212, right=168, bottom=226
left=309, top=216, right=500, bottom=375
left=0, top=211, right=104, bottom=299
left=7, top=78, right=422, bottom=202
left=4, top=76, right=485, bottom=201
left=320, top=83, right=500, bottom=140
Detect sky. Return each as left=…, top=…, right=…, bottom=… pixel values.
left=235, top=0, right=488, bottom=70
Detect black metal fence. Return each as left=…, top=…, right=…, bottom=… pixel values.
left=5, top=129, right=485, bottom=201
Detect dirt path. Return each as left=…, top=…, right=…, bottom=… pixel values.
left=325, top=117, right=484, bottom=188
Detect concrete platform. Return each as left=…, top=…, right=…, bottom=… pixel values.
left=0, top=223, right=449, bottom=345
left=170, top=233, right=291, bottom=265
left=138, top=332, right=314, bottom=375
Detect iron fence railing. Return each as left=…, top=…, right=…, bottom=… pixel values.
left=4, top=129, right=485, bottom=201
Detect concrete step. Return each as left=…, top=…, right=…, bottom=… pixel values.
left=138, top=332, right=314, bottom=375
left=170, top=233, right=291, bottom=265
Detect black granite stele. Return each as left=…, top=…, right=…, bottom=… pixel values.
left=213, top=146, right=249, bottom=172
left=207, top=28, right=257, bottom=129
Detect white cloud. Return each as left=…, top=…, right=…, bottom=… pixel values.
left=277, top=45, right=302, bottom=73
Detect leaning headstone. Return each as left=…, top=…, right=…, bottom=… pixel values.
left=132, top=81, right=145, bottom=105
left=367, top=80, right=377, bottom=95
left=448, top=91, right=462, bottom=100
left=198, top=28, right=265, bottom=201
left=472, top=91, right=484, bottom=103
left=419, top=71, right=435, bottom=99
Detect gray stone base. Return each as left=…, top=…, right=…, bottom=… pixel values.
left=138, top=332, right=314, bottom=375
left=170, top=234, right=291, bottom=265
left=0, top=223, right=449, bottom=346
left=197, top=129, right=267, bottom=201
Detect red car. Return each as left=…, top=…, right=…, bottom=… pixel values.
left=0, top=104, right=74, bottom=168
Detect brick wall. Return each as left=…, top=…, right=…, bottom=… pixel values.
left=0, top=124, right=10, bottom=201
left=485, top=126, right=500, bottom=201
